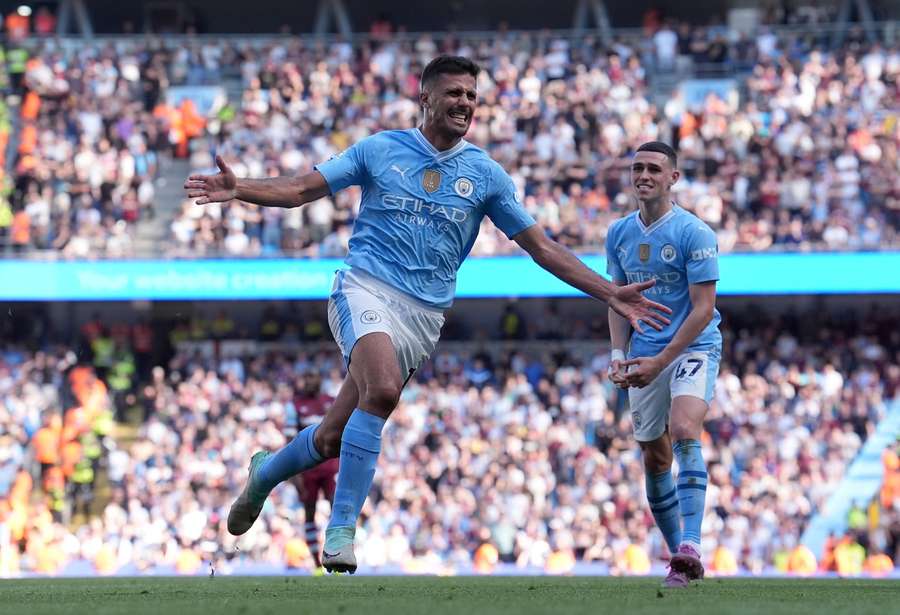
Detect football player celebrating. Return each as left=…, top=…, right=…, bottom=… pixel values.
left=186, top=56, right=671, bottom=574
left=606, top=142, right=721, bottom=588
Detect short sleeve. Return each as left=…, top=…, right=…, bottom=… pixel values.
left=484, top=164, right=535, bottom=238
left=314, top=137, right=371, bottom=194
left=605, top=222, right=626, bottom=282
left=685, top=222, right=720, bottom=284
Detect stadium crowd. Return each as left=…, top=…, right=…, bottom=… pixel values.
left=0, top=23, right=897, bottom=257
left=167, top=29, right=900, bottom=258
left=0, top=37, right=214, bottom=257
left=1, top=306, right=898, bottom=576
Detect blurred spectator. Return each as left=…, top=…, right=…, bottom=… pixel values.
left=5, top=7, right=30, bottom=42
left=710, top=544, right=738, bottom=576
left=786, top=544, right=817, bottom=576
left=653, top=21, right=678, bottom=69
left=33, top=7, right=56, bottom=36
left=863, top=547, right=893, bottom=576
left=834, top=534, right=865, bottom=576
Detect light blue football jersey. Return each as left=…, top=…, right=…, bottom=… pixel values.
left=605, top=204, right=722, bottom=358
left=315, top=128, right=535, bottom=308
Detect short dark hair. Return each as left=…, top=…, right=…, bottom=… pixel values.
left=421, top=55, right=480, bottom=91
left=636, top=141, right=678, bottom=168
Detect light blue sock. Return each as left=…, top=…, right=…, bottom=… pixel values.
left=327, top=408, right=386, bottom=530
left=645, top=469, right=682, bottom=554
left=257, top=424, right=324, bottom=491
left=674, top=439, right=707, bottom=549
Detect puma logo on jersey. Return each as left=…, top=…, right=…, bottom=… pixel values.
left=390, top=165, right=410, bottom=179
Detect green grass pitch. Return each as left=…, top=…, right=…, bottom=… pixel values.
left=1, top=576, right=896, bottom=615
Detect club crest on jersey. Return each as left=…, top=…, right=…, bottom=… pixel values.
left=422, top=169, right=442, bottom=193
left=454, top=177, right=474, bottom=198
left=360, top=310, right=382, bottom=324
left=639, top=243, right=651, bottom=262
left=631, top=411, right=642, bottom=429
left=660, top=244, right=677, bottom=262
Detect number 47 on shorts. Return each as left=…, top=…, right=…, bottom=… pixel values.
left=675, top=358, right=704, bottom=380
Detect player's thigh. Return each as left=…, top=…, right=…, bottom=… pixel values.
left=327, top=269, right=395, bottom=374
left=669, top=396, right=709, bottom=440
left=628, top=368, right=673, bottom=443
left=390, top=303, right=444, bottom=385
left=668, top=350, right=719, bottom=439
left=327, top=270, right=405, bottom=397
left=323, top=374, right=361, bottom=425
left=348, top=332, right=405, bottom=402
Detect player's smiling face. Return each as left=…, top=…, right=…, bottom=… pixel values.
left=422, top=73, right=477, bottom=139
left=631, top=151, right=679, bottom=203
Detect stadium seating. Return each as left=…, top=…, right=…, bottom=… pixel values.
left=1, top=306, right=896, bottom=576
left=1, top=40, right=210, bottom=257
left=166, top=32, right=899, bottom=258
left=1, top=27, right=897, bottom=258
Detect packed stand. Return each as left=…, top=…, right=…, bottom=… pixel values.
left=168, top=28, right=900, bottom=258
left=0, top=347, right=116, bottom=576
left=2, top=305, right=897, bottom=576
left=805, top=428, right=900, bottom=578
left=1, top=37, right=226, bottom=257
left=838, top=432, right=900, bottom=577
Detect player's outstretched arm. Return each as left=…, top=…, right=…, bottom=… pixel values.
left=184, top=156, right=331, bottom=208
left=513, top=225, right=672, bottom=332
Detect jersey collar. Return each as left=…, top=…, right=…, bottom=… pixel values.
left=636, top=203, right=678, bottom=235
left=412, top=128, right=469, bottom=163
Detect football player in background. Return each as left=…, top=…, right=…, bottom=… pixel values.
left=607, top=141, right=721, bottom=588
left=286, top=373, right=338, bottom=575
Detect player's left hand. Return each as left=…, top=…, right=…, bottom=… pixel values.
left=608, top=362, right=629, bottom=389
left=610, top=281, right=672, bottom=333
left=620, top=356, right=664, bottom=388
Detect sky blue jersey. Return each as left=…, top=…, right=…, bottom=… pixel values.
left=605, top=204, right=722, bottom=358
left=315, top=128, right=536, bottom=308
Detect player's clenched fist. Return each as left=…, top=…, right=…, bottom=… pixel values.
left=607, top=349, right=629, bottom=389
left=620, top=356, right=664, bottom=388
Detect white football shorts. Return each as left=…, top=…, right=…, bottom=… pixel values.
left=627, top=349, right=720, bottom=442
left=328, top=268, right=445, bottom=382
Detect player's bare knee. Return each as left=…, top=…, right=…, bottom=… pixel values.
left=360, top=383, right=401, bottom=415
left=639, top=440, right=672, bottom=473
left=670, top=420, right=702, bottom=442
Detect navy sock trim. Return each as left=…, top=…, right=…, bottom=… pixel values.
left=677, top=483, right=708, bottom=491
left=650, top=500, right=680, bottom=514
left=647, top=487, right=678, bottom=504
left=679, top=470, right=708, bottom=479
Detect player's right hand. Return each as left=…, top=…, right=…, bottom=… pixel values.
left=610, top=280, right=672, bottom=334
left=184, top=155, right=238, bottom=204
